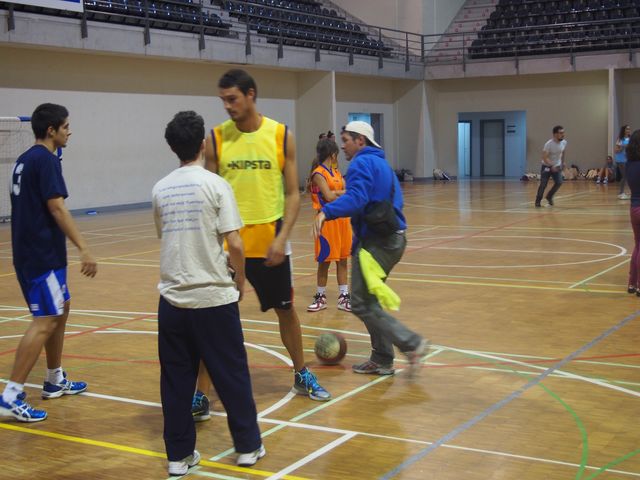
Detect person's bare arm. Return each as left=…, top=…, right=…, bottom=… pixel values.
left=204, top=133, right=218, bottom=174
left=265, top=129, right=300, bottom=266
left=224, top=229, right=245, bottom=301
left=312, top=173, right=338, bottom=202
left=47, top=196, right=97, bottom=277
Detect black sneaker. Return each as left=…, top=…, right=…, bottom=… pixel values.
left=535, top=202, right=541, bottom=208
left=546, top=196, right=554, bottom=206
left=191, top=391, right=210, bottom=422
left=628, top=286, right=636, bottom=294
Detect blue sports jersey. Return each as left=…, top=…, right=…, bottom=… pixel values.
left=11, top=145, right=69, bottom=278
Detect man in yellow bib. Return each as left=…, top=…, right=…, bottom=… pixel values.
left=191, top=70, right=330, bottom=416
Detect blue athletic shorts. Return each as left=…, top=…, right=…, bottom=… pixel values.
left=16, top=267, right=70, bottom=317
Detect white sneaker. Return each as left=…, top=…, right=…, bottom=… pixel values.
left=237, top=444, right=266, bottom=467
left=618, top=193, right=630, bottom=200
left=168, top=450, right=200, bottom=476
left=307, top=293, right=327, bottom=312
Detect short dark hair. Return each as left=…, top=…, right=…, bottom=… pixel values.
left=552, top=125, right=564, bottom=134
left=164, top=111, right=205, bottom=162
left=626, top=129, right=640, bottom=163
left=341, top=126, right=374, bottom=147
left=31, top=103, right=69, bottom=140
left=218, top=69, right=257, bottom=100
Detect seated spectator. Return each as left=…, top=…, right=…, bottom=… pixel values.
left=596, top=155, right=615, bottom=184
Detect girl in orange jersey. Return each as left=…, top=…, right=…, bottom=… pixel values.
left=307, top=139, right=353, bottom=312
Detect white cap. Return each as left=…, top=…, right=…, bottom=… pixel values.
left=343, top=121, right=381, bottom=148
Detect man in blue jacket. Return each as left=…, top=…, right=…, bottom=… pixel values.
left=312, top=121, right=429, bottom=377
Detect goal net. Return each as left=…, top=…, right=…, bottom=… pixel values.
left=0, top=117, right=32, bottom=222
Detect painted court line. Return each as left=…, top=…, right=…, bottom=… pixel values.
left=570, top=258, right=631, bottom=289
left=265, top=433, right=357, bottom=480
left=379, top=309, right=640, bottom=479
left=0, top=423, right=308, bottom=480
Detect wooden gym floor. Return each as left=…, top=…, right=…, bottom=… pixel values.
left=0, top=178, right=639, bottom=480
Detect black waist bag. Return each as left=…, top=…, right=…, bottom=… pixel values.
left=363, top=172, right=399, bottom=236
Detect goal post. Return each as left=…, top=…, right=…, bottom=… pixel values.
left=0, top=117, right=32, bottom=222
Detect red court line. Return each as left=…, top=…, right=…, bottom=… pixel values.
left=0, top=315, right=152, bottom=357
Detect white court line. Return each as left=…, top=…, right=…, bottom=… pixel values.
left=3, top=379, right=639, bottom=478
left=430, top=246, right=619, bottom=256
left=265, top=432, right=357, bottom=480
left=190, top=471, right=245, bottom=480
left=569, top=258, right=631, bottom=289
left=444, top=346, right=640, bottom=398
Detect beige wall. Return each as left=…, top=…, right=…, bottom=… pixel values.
left=620, top=69, right=640, bottom=142
left=428, top=71, right=610, bottom=174
left=0, top=46, right=298, bottom=209
left=295, top=71, right=335, bottom=183
left=331, top=0, right=465, bottom=36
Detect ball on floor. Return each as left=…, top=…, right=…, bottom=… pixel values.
left=314, top=332, right=347, bottom=365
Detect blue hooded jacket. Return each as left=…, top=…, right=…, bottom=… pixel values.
left=321, top=146, right=406, bottom=240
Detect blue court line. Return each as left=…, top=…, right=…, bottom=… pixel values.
left=379, top=309, right=640, bottom=480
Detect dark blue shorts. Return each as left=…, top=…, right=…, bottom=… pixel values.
left=16, top=267, right=70, bottom=317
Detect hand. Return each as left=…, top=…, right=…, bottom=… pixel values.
left=80, top=250, right=97, bottom=278
left=551, top=166, right=560, bottom=173
left=312, top=211, right=326, bottom=239
left=265, top=235, right=286, bottom=267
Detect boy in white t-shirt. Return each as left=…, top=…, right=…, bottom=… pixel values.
left=535, top=125, right=567, bottom=207
left=152, top=111, right=265, bottom=476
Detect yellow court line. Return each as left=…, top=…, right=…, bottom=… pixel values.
left=388, top=276, right=625, bottom=295
left=0, top=423, right=309, bottom=480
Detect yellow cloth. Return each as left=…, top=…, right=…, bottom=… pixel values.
left=358, top=248, right=401, bottom=311
left=214, top=116, right=286, bottom=224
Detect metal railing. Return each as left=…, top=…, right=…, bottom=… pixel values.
left=2, top=0, right=640, bottom=72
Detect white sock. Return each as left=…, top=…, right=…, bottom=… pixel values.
left=317, top=286, right=326, bottom=296
left=2, top=382, right=24, bottom=404
left=339, top=285, right=349, bottom=295
left=47, top=367, right=64, bottom=385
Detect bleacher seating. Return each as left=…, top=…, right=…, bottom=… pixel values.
left=1, top=0, right=232, bottom=37
left=215, top=0, right=389, bottom=56
left=469, top=0, right=640, bottom=59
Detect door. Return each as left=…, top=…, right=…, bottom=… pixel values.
left=480, top=119, right=505, bottom=176
left=457, top=121, right=471, bottom=177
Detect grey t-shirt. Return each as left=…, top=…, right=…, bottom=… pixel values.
left=543, top=139, right=567, bottom=168
left=152, top=165, right=243, bottom=308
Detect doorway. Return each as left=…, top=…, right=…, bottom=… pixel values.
left=457, top=121, right=471, bottom=177
left=480, top=119, right=505, bottom=176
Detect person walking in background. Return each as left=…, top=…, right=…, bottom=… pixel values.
left=624, top=129, right=640, bottom=295
left=307, top=138, right=352, bottom=313
left=312, top=121, right=429, bottom=377
left=615, top=125, right=631, bottom=200
left=535, top=125, right=567, bottom=207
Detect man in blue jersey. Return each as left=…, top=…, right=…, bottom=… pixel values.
left=0, top=103, right=97, bottom=422
left=312, top=121, right=429, bottom=377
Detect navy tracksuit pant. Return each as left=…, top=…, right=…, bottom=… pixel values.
left=158, top=296, right=261, bottom=461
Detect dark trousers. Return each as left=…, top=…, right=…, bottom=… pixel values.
left=351, top=233, right=422, bottom=365
left=158, top=296, right=261, bottom=461
left=535, top=166, right=563, bottom=204
left=629, top=206, right=640, bottom=288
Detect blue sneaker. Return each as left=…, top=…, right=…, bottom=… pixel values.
left=42, top=372, right=87, bottom=399
left=191, top=391, right=211, bottom=422
left=293, top=367, right=331, bottom=401
left=0, top=392, right=47, bottom=422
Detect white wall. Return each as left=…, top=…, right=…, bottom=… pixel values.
left=0, top=46, right=297, bottom=210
